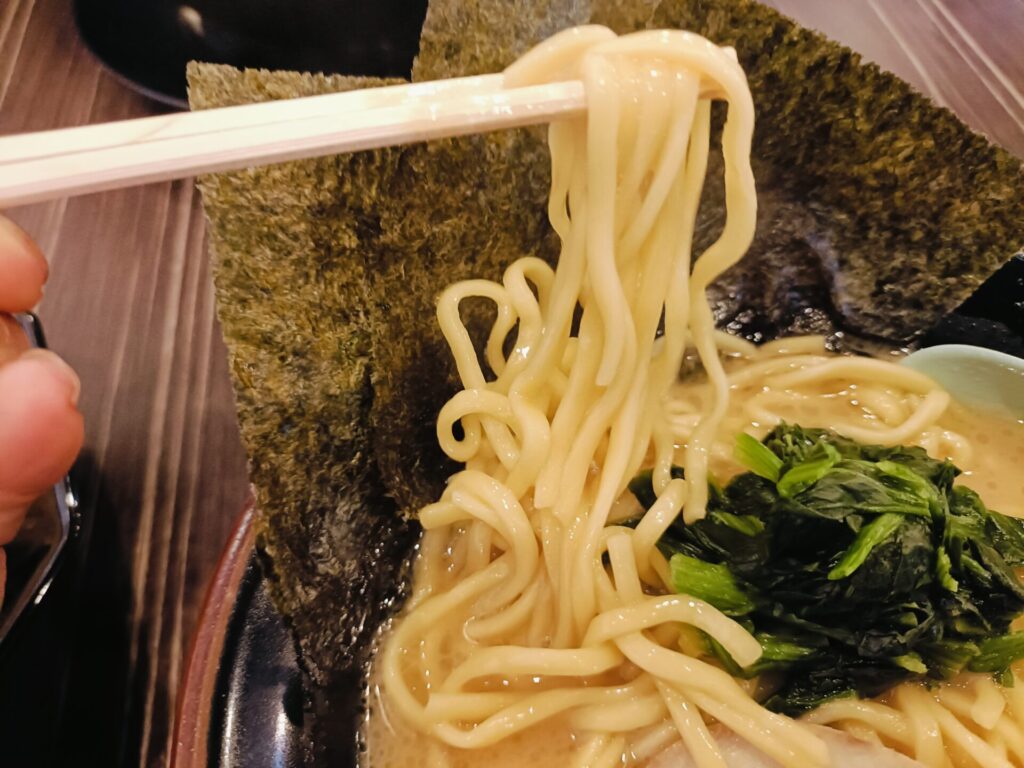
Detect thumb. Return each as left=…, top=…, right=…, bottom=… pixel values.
left=0, top=350, right=83, bottom=544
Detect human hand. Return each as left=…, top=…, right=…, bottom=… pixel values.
left=0, top=217, right=84, bottom=605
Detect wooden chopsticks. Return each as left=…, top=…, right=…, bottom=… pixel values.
left=0, top=74, right=586, bottom=207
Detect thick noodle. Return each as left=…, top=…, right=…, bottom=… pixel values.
left=367, top=24, right=1024, bottom=768
left=375, top=26, right=829, bottom=768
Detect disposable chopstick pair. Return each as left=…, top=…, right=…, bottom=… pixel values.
left=0, top=75, right=586, bottom=208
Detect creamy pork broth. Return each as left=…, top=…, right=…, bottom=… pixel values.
left=667, top=346, right=1024, bottom=518
left=365, top=659, right=679, bottom=767
left=930, top=408, right=1024, bottom=517
left=364, top=699, right=580, bottom=768
left=363, top=346, right=1024, bottom=767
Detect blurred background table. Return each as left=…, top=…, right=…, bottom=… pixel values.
left=0, top=0, right=1022, bottom=765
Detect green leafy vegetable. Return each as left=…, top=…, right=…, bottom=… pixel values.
left=776, top=441, right=839, bottom=498
left=669, top=554, right=757, bottom=616
left=630, top=423, right=1024, bottom=715
left=708, top=631, right=825, bottom=679
left=828, top=513, right=903, bottom=580
left=735, top=432, right=783, bottom=481
left=892, top=653, right=928, bottom=675
left=919, top=639, right=979, bottom=679
left=936, top=545, right=959, bottom=592
left=968, top=633, right=1024, bottom=673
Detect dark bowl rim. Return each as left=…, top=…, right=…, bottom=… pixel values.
left=171, top=494, right=257, bottom=768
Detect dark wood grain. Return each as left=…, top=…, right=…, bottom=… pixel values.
left=1, top=2, right=250, bottom=766
left=0, top=1, right=1021, bottom=766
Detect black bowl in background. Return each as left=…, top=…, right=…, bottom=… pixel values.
left=74, top=0, right=429, bottom=107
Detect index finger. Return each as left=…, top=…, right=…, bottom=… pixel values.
left=0, top=216, right=48, bottom=311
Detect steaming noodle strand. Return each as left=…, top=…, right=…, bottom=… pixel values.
left=369, top=24, right=1023, bottom=768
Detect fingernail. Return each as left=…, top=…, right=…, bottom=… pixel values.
left=20, top=349, right=81, bottom=407
left=0, top=218, right=48, bottom=283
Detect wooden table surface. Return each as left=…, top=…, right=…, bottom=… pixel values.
left=1, top=0, right=1022, bottom=765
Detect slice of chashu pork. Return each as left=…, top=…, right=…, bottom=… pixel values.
left=649, top=723, right=924, bottom=767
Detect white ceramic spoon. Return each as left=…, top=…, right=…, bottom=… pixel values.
left=901, top=344, right=1024, bottom=420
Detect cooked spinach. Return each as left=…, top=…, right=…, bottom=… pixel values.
left=630, top=424, right=1024, bottom=715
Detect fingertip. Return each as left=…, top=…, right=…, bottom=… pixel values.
left=19, top=349, right=81, bottom=407
left=0, top=352, right=83, bottom=544
left=0, top=218, right=48, bottom=311
left=0, top=353, right=84, bottom=496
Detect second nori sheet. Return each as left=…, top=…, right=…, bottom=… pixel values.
left=188, top=0, right=1023, bottom=750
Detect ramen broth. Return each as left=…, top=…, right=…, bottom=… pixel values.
left=682, top=356, right=1024, bottom=518
left=362, top=352, right=1024, bottom=767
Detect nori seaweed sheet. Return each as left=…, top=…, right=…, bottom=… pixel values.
left=654, top=0, right=1023, bottom=346
left=188, top=0, right=1023, bottom=746
left=189, top=0, right=590, bottom=693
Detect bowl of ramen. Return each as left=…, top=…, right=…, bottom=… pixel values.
left=175, top=0, right=1024, bottom=766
